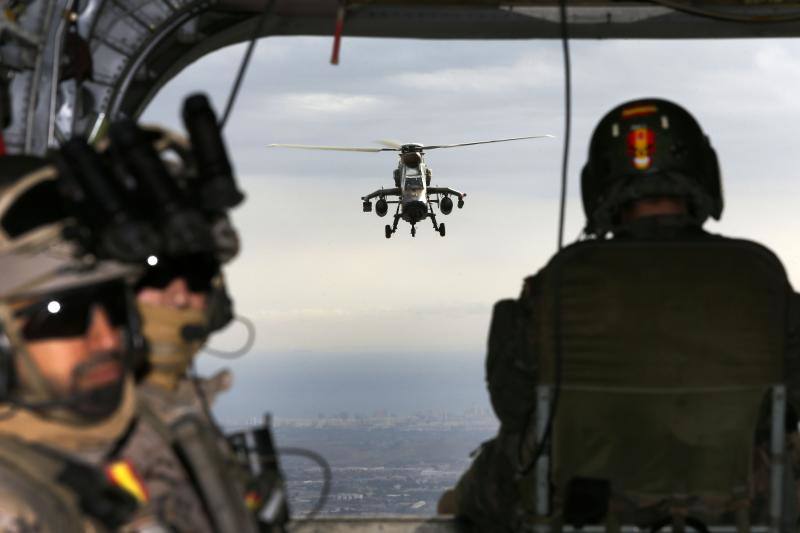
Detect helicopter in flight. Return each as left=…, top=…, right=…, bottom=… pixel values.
left=268, top=136, right=552, bottom=238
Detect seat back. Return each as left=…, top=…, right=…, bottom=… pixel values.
left=532, top=238, right=790, bottom=514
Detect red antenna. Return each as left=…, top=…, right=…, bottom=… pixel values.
left=331, top=2, right=346, bottom=65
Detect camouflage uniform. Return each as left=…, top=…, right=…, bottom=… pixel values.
left=136, top=372, right=260, bottom=533
left=0, top=381, right=167, bottom=532
left=0, top=385, right=222, bottom=533
left=113, top=408, right=217, bottom=532
left=134, top=294, right=264, bottom=533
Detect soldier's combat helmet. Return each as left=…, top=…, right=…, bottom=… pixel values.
left=581, top=98, right=723, bottom=236
left=0, top=156, right=143, bottom=418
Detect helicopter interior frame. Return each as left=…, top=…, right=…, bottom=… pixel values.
left=5, top=1, right=800, bottom=156
left=4, top=1, right=800, bottom=531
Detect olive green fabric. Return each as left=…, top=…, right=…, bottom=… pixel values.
left=486, top=299, right=537, bottom=432
left=535, top=240, right=787, bottom=387
left=0, top=436, right=85, bottom=532
left=553, top=390, right=765, bottom=496
left=0, top=435, right=146, bottom=532
left=533, top=239, right=789, bottom=507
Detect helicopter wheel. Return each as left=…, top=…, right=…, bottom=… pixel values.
left=385, top=225, right=392, bottom=239
left=438, top=223, right=446, bottom=237
left=411, top=226, right=417, bottom=238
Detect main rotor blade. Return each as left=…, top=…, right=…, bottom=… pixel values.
left=267, top=143, right=397, bottom=153
left=374, top=139, right=404, bottom=149
left=422, top=135, right=554, bottom=151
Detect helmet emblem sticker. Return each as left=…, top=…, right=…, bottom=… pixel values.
left=627, top=126, right=655, bottom=170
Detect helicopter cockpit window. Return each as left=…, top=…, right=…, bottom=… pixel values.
left=405, top=177, right=424, bottom=189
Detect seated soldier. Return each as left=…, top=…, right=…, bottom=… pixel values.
left=0, top=155, right=165, bottom=531
left=130, top=97, right=277, bottom=531
left=0, top=116, right=247, bottom=532
left=439, top=98, right=800, bottom=531
left=135, top=251, right=266, bottom=531
left=91, top=107, right=261, bottom=531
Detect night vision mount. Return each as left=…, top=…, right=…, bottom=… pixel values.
left=53, top=93, right=245, bottom=265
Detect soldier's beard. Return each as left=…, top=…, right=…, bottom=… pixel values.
left=66, top=349, right=126, bottom=421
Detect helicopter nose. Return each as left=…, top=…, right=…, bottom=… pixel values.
left=404, top=200, right=427, bottom=222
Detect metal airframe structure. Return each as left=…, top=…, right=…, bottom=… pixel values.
left=4, top=1, right=800, bottom=156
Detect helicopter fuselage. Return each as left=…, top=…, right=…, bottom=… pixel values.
left=397, top=148, right=430, bottom=224
left=360, top=143, right=467, bottom=238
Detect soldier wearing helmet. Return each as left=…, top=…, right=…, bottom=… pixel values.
left=128, top=95, right=280, bottom=532
left=0, top=155, right=164, bottom=532
left=580, top=98, right=722, bottom=240
left=439, top=98, right=800, bottom=530
left=0, top=105, right=255, bottom=531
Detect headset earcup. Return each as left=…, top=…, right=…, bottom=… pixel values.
left=124, top=292, right=150, bottom=380
left=580, top=162, right=596, bottom=234
left=705, top=142, right=723, bottom=220
left=0, top=333, right=14, bottom=402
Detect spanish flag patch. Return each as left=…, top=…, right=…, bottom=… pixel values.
left=105, top=460, right=149, bottom=503
left=245, top=490, right=263, bottom=511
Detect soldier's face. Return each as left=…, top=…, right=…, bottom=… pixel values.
left=136, top=277, right=207, bottom=311
left=19, top=306, right=124, bottom=396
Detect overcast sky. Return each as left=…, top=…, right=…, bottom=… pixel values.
left=142, top=37, right=800, bottom=419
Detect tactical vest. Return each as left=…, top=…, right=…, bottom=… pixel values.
left=0, top=434, right=140, bottom=532
left=138, top=386, right=259, bottom=533
left=501, top=238, right=792, bottom=528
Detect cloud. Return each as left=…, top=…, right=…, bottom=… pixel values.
left=278, top=92, right=384, bottom=114
left=255, top=307, right=352, bottom=320
left=389, top=52, right=560, bottom=94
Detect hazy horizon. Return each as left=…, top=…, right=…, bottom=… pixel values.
left=200, top=350, right=492, bottom=421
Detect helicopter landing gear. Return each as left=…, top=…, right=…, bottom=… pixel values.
left=385, top=210, right=401, bottom=239
left=429, top=212, right=445, bottom=237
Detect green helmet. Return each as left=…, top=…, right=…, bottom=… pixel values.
left=581, top=98, right=723, bottom=236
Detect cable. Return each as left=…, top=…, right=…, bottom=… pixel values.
left=278, top=447, right=332, bottom=523
left=556, top=0, right=571, bottom=252
left=647, top=0, right=800, bottom=23
left=201, top=315, right=256, bottom=359
left=519, top=0, right=570, bottom=478
left=219, top=0, right=275, bottom=130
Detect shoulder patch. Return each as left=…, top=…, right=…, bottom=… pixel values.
left=105, top=460, right=149, bottom=503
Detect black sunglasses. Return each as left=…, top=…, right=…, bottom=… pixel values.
left=136, top=253, right=219, bottom=293
left=13, top=280, right=129, bottom=341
